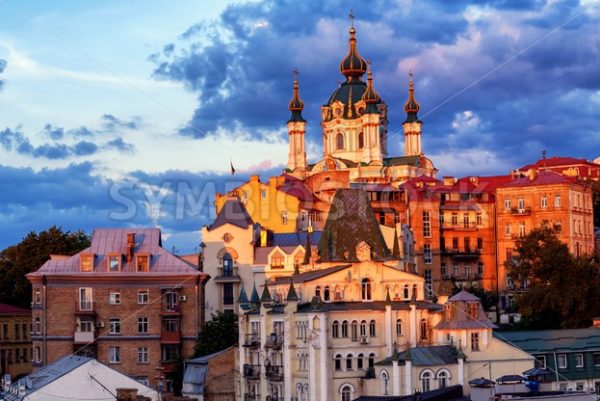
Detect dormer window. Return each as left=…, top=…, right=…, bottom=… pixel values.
left=136, top=255, right=150, bottom=272
left=270, top=253, right=284, bottom=269
left=80, top=254, right=94, bottom=272
left=468, top=303, right=478, bottom=319
left=108, top=254, right=121, bottom=272
left=444, top=304, right=452, bottom=321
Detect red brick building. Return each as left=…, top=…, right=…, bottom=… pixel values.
left=27, top=228, right=208, bottom=390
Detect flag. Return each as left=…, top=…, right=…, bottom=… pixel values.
left=230, top=157, right=236, bottom=175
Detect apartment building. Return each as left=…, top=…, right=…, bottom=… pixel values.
left=0, top=303, right=31, bottom=380
left=27, top=228, right=207, bottom=390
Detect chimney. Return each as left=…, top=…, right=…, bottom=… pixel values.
left=443, top=176, right=456, bottom=186
left=528, top=168, right=537, bottom=182
left=126, top=233, right=136, bottom=263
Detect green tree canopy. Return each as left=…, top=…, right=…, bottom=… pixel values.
left=507, top=226, right=600, bottom=329
left=0, top=226, right=90, bottom=308
left=194, top=311, right=238, bottom=357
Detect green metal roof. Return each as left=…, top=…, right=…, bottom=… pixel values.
left=495, top=328, right=600, bottom=353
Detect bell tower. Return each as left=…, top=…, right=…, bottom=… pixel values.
left=286, top=68, right=307, bottom=173
left=402, top=72, right=423, bottom=156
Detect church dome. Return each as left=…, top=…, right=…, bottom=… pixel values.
left=339, top=27, right=368, bottom=78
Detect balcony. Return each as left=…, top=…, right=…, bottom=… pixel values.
left=244, top=334, right=260, bottom=348
left=441, top=222, right=478, bottom=231
left=160, top=330, right=181, bottom=344
left=265, top=365, right=284, bottom=381
left=442, top=248, right=481, bottom=260
left=73, top=331, right=95, bottom=344
left=214, top=266, right=241, bottom=284
left=160, top=304, right=181, bottom=316
left=364, top=367, right=376, bottom=379
left=266, top=397, right=284, bottom=401
left=511, top=207, right=531, bottom=216
left=244, top=393, right=260, bottom=401
left=75, top=302, right=95, bottom=315
left=243, top=364, right=261, bottom=379
left=265, top=333, right=283, bottom=349
left=453, top=273, right=484, bottom=281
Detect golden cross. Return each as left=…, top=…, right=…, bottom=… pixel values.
left=349, top=9, right=355, bottom=28
left=293, top=67, right=299, bottom=81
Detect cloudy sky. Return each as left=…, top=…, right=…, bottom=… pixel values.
left=1, top=0, right=599, bottom=252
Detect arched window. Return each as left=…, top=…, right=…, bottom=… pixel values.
left=403, top=285, right=409, bottom=299
left=381, top=371, right=389, bottom=395
left=346, top=354, right=353, bottom=370
left=368, top=353, right=375, bottom=368
left=369, top=320, right=376, bottom=337
left=332, top=321, right=339, bottom=338
left=361, top=278, right=372, bottom=301
left=358, top=132, right=364, bottom=149
left=420, top=318, right=428, bottom=340
left=357, top=353, right=364, bottom=370
left=315, top=286, right=321, bottom=299
left=340, top=385, right=352, bottom=401
left=396, top=319, right=402, bottom=336
left=351, top=320, right=358, bottom=341
left=421, top=370, right=433, bottom=392
left=336, top=133, right=345, bottom=150
left=324, top=286, right=331, bottom=302
left=412, top=284, right=418, bottom=299
left=360, top=320, right=367, bottom=337
left=341, top=320, right=349, bottom=338
left=222, top=252, right=233, bottom=276
left=335, top=354, right=342, bottom=371
left=437, top=369, right=451, bottom=388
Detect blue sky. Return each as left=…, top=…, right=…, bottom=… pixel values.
left=1, top=0, right=600, bottom=252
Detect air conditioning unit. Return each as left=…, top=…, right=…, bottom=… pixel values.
left=96, top=321, right=105, bottom=328
left=360, top=336, right=369, bottom=344
left=179, top=295, right=187, bottom=302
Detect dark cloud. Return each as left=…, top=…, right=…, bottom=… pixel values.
left=101, top=114, right=141, bottom=131
left=43, top=124, right=65, bottom=141
left=104, top=137, right=135, bottom=153
left=150, top=0, right=600, bottom=172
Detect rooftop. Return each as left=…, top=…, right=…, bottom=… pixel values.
left=495, top=327, right=600, bottom=353
left=0, top=303, right=30, bottom=315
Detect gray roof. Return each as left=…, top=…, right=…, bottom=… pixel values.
left=495, top=328, right=600, bottom=353
left=353, top=385, right=467, bottom=401
left=271, top=264, right=351, bottom=284
left=30, top=228, right=199, bottom=276
left=397, top=345, right=458, bottom=366
left=4, top=355, right=91, bottom=400
left=254, top=244, right=319, bottom=264
left=183, top=347, right=234, bottom=396
left=210, top=198, right=253, bottom=230
left=448, top=290, right=481, bottom=302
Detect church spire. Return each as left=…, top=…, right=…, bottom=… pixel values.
left=404, top=70, right=421, bottom=123
left=362, top=62, right=380, bottom=114
left=339, top=11, right=367, bottom=80
left=288, top=67, right=306, bottom=122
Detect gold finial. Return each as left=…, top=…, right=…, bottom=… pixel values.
left=349, top=9, right=355, bottom=28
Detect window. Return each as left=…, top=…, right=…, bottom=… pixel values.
left=358, top=132, right=364, bottom=149
left=80, top=319, right=93, bottom=332
left=471, top=332, right=479, bottom=351
left=476, top=212, right=483, bottom=225
left=34, top=289, right=41, bottom=305
left=555, top=194, right=561, bottom=207
left=335, top=354, right=342, bottom=371
left=420, top=319, right=428, bottom=340
left=163, top=317, right=179, bottom=332
left=360, top=320, right=367, bottom=337
left=324, top=286, right=331, bottom=302
left=396, top=319, right=402, bottom=336
left=34, top=318, right=41, bottom=334
left=79, top=287, right=93, bottom=311
left=261, top=189, right=267, bottom=199
left=137, top=347, right=149, bottom=364
left=505, top=224, right=512, bottom=236
left=137, top=317, right=149, bottom=334
left=336, top=133, right=344, bottom=150
left=357, top=353, right=364, bottom=370
left=351, top=321, right=358, bottom=341
left=421, top=371, right=432, bottom=392
left=161, top=344, right=179, bottom=362
left=423, top=212, right=431, bottom=237
left=557, top=354, right=567, bottom=369
left=403, top=285, right=409, bottom=299
left=341, top=321, right=349, bottom=338
left=136, top=255, right=149, bottom=272
left=452, top=237, right=459, bottom=250
left=504, top=199, right=511, bottom=210
left=441, top=263, right=447, bottom=278
left=519, top=222, right=526, bottom=237
left=34, top=346, right=41, bottom=363
left=137, top=289, right=149, bottom=304
left=451, top=213, right=458, bottom=225
left=468, top=303, right=478, bottom=319
left=518, top=197, right=525, bottom=211
left=453, top=264, right=460, bottom=277
left=346, top=354, right=353, bottom=370
left=361, top=278, right=372, bottom=301
left=438, top=370, right=450, bottom=388
left=423, top=244, right=432, bottom=264
left=315, top=286, right=321, bottom=299
left=332, top=321, right=339, bottom=338
left=575, top=353, right=584, bottom=368
left=109, top=291, right=121, bottom=305
left=541, top=195, right=547, bottom=208
left=478, top=262, right=484, bottom=276
left=369, top=320, right=376, bottom=337
left=80, top=254, right=93, bottom=272
left=108, top=255, right=120, bottom=272
left=222, top=253, right=234, bottom=276
left=477, top=237, right=483, bottom=250
left=463, top=213, right=470, bottom=228
left=594, top=353, right=600, bottom=367
left=109, top=346, right=121, bottom=363
left=369, top=353, right=375, bottom=368
left=425, top=270, right=432, bottom=299
left=341, top=385, right=352, bottom=401
left=109, top=318, right=121, bottom=335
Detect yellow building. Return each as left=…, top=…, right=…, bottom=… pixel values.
left=0, top=303, right=32, bottom=380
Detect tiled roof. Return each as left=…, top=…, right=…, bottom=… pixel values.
left=209, top=198, right=253, bottom=230
left=30, top=228, right=200, bottom=276
left=499, top=170, right=578, bottom=188
left=518, top=156, right=600, bottom=171
left=271, top=231, right=322, bottom=247
left=0, top=303, right=30, bottom=315
left=495, top=328, right=600, bottom=353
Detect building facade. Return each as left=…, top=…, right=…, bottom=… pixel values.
left=0, top=303, right=31, bottom=380
left=27, top=228, right=207, bottom=390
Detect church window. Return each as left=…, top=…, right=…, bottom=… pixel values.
left=324, top=286, right=331, bottom=302
left=361, top=278, right=372, bottom=301
left=358, top=132, right=364, bottom=149
left=336, top=133, right=345, bottom=150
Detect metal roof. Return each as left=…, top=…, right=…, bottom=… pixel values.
left=377, top=345, right=458, bottom=367
left=495, top=328, right=600, bottom=353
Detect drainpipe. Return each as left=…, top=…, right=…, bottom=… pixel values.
left=42, top=275, right=47, bottom=365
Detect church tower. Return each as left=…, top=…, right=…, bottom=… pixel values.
left=360, top=65, right=383, bottom=165
left=402, top=73, right=423, bottom=156
left=286, top=69, right=307, bottom=173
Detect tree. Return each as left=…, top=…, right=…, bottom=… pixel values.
left=507, top=226, right=600, bottom=329
left=194, top=312, right=238, bottom=357
left=0, top=226, right=90, bottom=308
